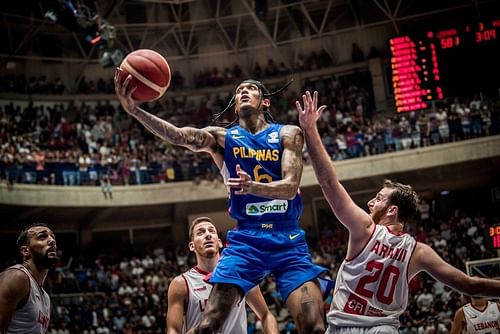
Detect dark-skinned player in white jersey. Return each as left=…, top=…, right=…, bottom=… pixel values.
left=0, top=223, right=57, bottom=334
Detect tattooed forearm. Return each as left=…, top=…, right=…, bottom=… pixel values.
left=134, top=107, right=215, bottom=151
left=248, top=126, right=303, bottom=200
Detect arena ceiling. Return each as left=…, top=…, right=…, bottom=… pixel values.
left=0, top=0, right=498, bottom=64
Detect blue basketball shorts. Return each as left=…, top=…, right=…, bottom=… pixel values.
left=209, top=221, right=327, bottom=301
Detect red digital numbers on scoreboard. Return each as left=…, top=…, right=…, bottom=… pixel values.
left=390, top=36, right=441, bottom=112
left=475, top=29, right=496, bottom=43
left=488, top=226, right=500, bottom=249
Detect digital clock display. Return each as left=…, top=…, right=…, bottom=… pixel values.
left=389, top=19, right=499, bottom=113
left=487, top=225, right=500, bottom=249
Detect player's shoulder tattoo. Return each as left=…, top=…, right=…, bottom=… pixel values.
left=281, top=124, right=304, bottom=148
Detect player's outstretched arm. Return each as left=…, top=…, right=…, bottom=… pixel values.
left=115, top=69, right=225, bottom=156
left=0, top=270, right=30, bottom=332
left=449, top=307, right=465, bottom=334
left=413, top=242, right=500, bottom=296
left=246, top=286, right=279, bottom=334
left=297, top=91, right=373, bottom=239
left=226, top=125, right=304, bottom=200
left=166, top=276, right=187, bottom=334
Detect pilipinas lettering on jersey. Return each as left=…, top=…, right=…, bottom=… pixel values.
left=327, top=225, right=417, bottom=328
left=181, top=267, right=246, bottom=334
left=463, top=301, right=500, bottom=334
left=223, top=124, right=302, bottom=222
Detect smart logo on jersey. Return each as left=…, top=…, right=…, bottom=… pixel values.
left=267, top=131, right=279, bottom=143
left=246, top=200, right=288, bottom=215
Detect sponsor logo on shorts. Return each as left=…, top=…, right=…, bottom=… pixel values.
left=246, top=200, right=288, bottom=215
left=289, top=233, right=300, bottom=240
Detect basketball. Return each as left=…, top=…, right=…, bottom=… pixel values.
left=118, top=49, right=171, bottom=102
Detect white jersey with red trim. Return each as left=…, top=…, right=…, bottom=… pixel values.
left=6, top=264, right=51, bottom=334
left=463, top=301, right=500, bottom=333
left=327, top=224, right=417, bottom=328
left=181, top=267, right=247, bottom=334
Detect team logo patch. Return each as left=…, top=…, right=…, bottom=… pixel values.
left=230, top=129, right=239, bottom=135
left=246, top=200, right=288, bottom=215
left=268, top=131, right=279, bottom=143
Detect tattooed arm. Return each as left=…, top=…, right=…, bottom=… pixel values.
left=227, top=125, right=303, bottom=200
left=115, top=69, right=225, bottom=164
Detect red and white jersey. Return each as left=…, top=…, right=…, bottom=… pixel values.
left=463, top=301, right=500, bottom=333
left=181, top=267, right=247, bottom=334
left=327, top=224, right=417, bottom=328
left=6, top=264, right=51, bottom=334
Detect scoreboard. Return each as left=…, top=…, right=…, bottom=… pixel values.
left=390, top=19, right=500, bottom=113
left=487, top=225, right=500, bottom=250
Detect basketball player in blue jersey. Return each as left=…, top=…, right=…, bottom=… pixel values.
left=297, top=90, right=500, bottom=333
left=0, top=223, right=57, bottom=334
left=115, top=70, right=329, bottom=334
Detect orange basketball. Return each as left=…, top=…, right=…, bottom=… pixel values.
left=119, top=49, right=171, bottom=102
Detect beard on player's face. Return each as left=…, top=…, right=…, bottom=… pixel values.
left=371, top=204, right=389, bottom=225
left=31, top=247, right=58, bottom=269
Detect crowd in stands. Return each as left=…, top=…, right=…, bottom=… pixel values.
left=1, top=70, right=499, bottom=192
left=0, top=49, right=341, bottom=95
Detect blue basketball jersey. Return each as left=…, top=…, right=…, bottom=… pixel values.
left=223, top=123, right=303, bottom=223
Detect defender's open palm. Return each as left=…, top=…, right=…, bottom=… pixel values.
left=114, top=68, right=139, bottom=116
left=296, top=91, right=326, bottom=131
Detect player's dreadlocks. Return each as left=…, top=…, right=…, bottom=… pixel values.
left=210, top=79, right=293, bottom=127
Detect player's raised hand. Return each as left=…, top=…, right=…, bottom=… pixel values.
left=296, top=90, right=327, bottom=131
left=114, top=67, right=139, bottom=116
left=227, top=164, right=253, bottom=195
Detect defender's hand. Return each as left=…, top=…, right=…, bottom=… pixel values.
left=114, top=67, right=139, bottom=116
left=296, top=90, right=327, bottom=131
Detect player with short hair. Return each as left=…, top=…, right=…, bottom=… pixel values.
left=450, top=296, right=500, bottom=334
left=166, top=217, right=278, bottom=334
left=0, top=223, right=57, bottom=334
left=296, top=90, right=500, bottom=333
left=116, top=73, right=329, bottom=334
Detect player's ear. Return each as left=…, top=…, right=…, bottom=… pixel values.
left=387, top=205, right=398, bottom=217
left=188, top=241, right=195, bottom=252
left=20, top=245, right=30, bottom=258
left=217, top=238, right=223, bottom=249
left=262, top=98, right=270, bottom=108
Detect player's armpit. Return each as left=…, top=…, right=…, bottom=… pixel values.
left=166, top=276, right=187, bottom=334
left=449, top=307, right=465, bottom=334
left=0, top=270, right=30, bottom=332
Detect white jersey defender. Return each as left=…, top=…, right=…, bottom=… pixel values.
left=181, top=267, right=247, bottom=334
left=327, top=224, right=417, bottom=329
left=6, top=264, right=51, bottom=334
left=463, top=301, right=500, bottom=334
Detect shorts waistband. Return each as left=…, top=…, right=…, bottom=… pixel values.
left=236, top=220, right=299, bottom=231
